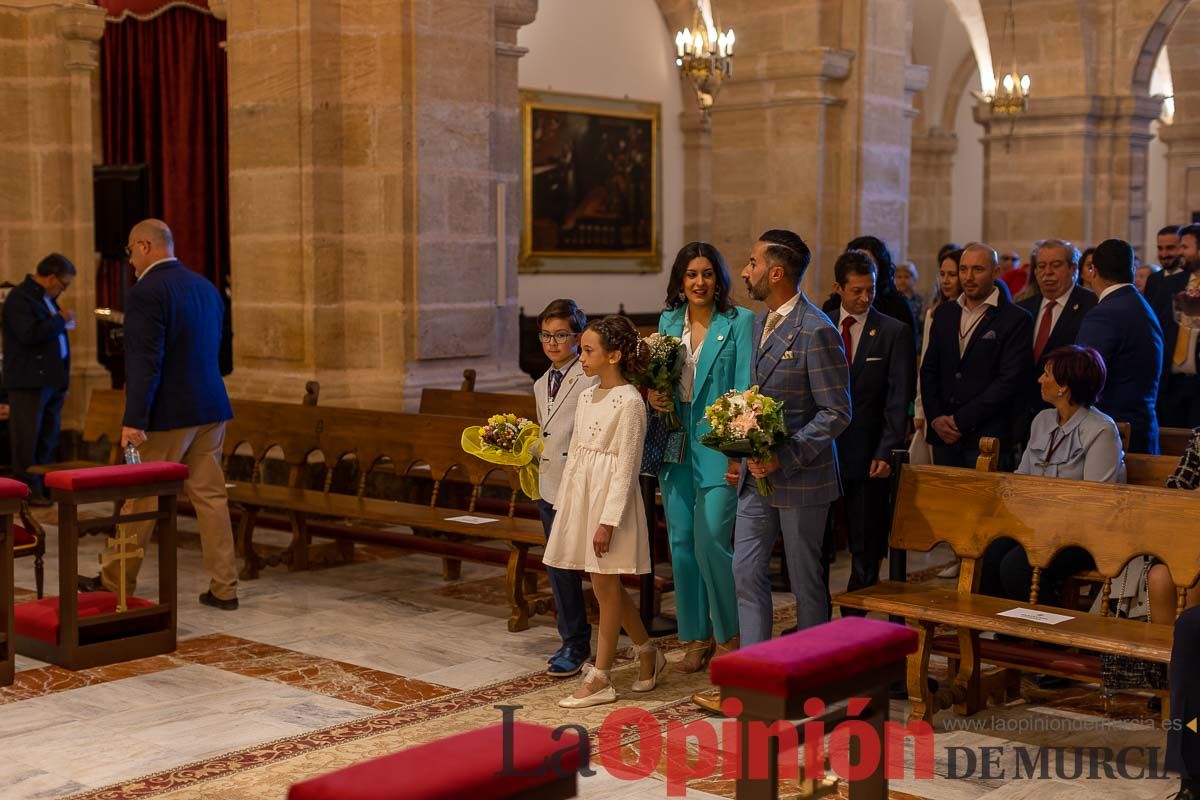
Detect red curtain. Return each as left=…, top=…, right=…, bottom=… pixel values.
left=98, top=3, right=228, bottom=311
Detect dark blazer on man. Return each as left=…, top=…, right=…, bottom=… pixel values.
left=2, top=275, right=70, bottom=389
left=1076, top=284, right=1163, bottom=454
left=836, top=307, right=916, bottom=481
left=123, top=260, right=233, bottom=432
left=1150, top=269, right=1190, bottom=372
left=1020, top=285, right=1098, bottom=376
left=1148, top=268, right=1199, bottom=429
left=920, top=291, right=1034, bottom=455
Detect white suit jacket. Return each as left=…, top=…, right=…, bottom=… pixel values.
left=533, top=358, right=597, bottom=506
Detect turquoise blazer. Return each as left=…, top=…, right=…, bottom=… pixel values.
left=658, top=305, right=755, bottom=488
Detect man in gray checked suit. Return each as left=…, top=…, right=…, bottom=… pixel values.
left=729, top=229, right=852, bottom=644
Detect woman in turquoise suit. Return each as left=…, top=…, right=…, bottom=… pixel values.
left=647, top=242, right=754, bottom=672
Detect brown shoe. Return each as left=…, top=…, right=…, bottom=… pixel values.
left=672, top=638, right=714, bottom=674
left=715, top=635, right=739, bottom=656
left=691, top=688, right=722, bottom=713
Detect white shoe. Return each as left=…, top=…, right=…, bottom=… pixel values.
left=938, top=561, right=961, bottom=578
left=558, top=666, right=617, bottom=708
left=631, top=642, right=667, bottom=693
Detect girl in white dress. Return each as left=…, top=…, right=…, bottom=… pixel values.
left=543, top=315, right=666, bottom=708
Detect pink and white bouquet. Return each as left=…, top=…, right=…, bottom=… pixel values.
left=700, top=386, right=787, bottom=495
left=1175, top=285, right=1200, bottom=329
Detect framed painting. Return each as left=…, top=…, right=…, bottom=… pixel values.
left=520, top=89, right=661, bottom=273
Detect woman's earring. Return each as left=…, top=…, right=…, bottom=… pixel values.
left=677, top=291, right=686, bottom=303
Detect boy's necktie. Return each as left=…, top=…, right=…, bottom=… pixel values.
left=548, top=369, right=563, bottom=400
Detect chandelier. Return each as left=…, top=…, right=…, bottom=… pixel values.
left=673, top=1, right=734, bottom=116
left=975, top=0, right=1030, bottom=116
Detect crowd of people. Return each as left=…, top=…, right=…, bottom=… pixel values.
left=529, top=225, right=1200, bottom=793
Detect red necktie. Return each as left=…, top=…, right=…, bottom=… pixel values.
left=841, top=316, right=855, bottom=366
left=1032, top=300, right=1057, bottom=363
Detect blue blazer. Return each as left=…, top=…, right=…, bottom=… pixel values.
left=920, top=292, right=1033, bottom=452
left=2, top=275, right=70, bottom=390
left=123, top=260, right=234, bottom=432
left=742, top=294, right=852, bottom=508
left=836, top=307, right=916, bottom=480
left=1076, top=284, right=1163, bottom=454
left=658, top=305, right=755, bottom=488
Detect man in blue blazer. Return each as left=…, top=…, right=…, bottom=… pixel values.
left=921, top=243, right=1033, bottom=468
left=1077, top=238, right=1164, bottom=454
left=1151, top=224, right=1200, bottom=429
left=79, top=219, right=239, bottom=609
left=728, top=229, right=851, bottom=645
left=826, top=251, right=915, bottom=601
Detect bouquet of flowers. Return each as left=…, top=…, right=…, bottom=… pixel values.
left=461, top=413, right=543, bottom=500
left=699, top=386, right=788, bottom=495
left=634, top=332, right=685, bottom=429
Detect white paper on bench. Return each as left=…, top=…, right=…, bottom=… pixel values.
left=444, top=515, right=500, bottom=525
left=997, top=607, right=1075, bottom=625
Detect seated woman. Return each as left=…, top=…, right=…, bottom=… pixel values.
left=981, top=345, right=1125, bottom=606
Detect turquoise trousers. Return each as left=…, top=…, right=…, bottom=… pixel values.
left=660, top=406, right=739, bottom=643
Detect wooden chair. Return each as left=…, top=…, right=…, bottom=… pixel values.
left=14, top=462, right=187, bottom=670
left=0, top=478, right=31, bottom=685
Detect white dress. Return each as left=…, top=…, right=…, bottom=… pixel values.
left=542, top=384, right=651, bottom=575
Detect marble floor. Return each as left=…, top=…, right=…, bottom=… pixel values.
left=0, top=509, right=1184, bottom=799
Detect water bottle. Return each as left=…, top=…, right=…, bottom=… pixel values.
left=124, top=443, right=142, bottom=464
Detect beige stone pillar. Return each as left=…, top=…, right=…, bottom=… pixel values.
left=224, top=0, right=532, bottom=410
left=976, top=96, right=1161, bottom=256
left=908, top=129, right=957, bottom=271
left=707, top=0, right=919, bottom=299
left=0, top=1, right=106, bottom=427
left=1161, top=121, right=1200, bottom=226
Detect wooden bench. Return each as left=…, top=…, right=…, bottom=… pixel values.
left=835, top=464, right=1200, bottom=723
left=1160, top=426, right=1194, bottom=458
left=225, top=400, right=553, bottom=631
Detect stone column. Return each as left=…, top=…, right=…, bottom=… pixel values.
left=224, top=0, right=533, bottom=410
left=0, top=1, right=105, bottom=427
left=1161, top=121, right=1200, bottom=225
left=706, top=0, right=917, bottom=300
left=976, top=95, right=1161, bottom=256
left=908, top=128, right=957, bottom=272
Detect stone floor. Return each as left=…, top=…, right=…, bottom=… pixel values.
left=0, top=510, right=1183, bottom=799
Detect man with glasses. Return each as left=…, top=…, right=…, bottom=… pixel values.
left=1, top=253, right=77, bottom=504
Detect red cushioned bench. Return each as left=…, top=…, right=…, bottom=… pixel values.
left=0, top=477, right=30, bottom=684
left=287, top=721, right=586, bottom=800
left=710, top=616, right=918, bottom=800
left=14, top=462, right=188, bottom=670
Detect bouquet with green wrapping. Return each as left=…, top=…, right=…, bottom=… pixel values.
left=461, top=413, right=543, bottom=500
left=699, top=386, right=787, bottom=495
left=634, top=332, right=685, bottom=429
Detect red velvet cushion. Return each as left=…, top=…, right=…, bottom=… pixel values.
left=287, top=722, right=585, bottom=800
left=710, top=617, right=919, bottom=697
left=14, top=592, right=156, bottom=644
left=45, top=462, right=190, bottom=492
left=0, top=478, right=29, bottom=500
left=13, top=524, right=35, bottom=548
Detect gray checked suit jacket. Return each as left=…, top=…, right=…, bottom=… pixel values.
left=740, top=293, right=852, bottom=507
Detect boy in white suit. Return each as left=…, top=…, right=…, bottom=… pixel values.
left=533, top=299, right=599, bottom=676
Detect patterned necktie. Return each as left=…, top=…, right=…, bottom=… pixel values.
left=548, top=369, right=563, bottom=400
left=841, top=316, right=855, bottom=366
left=1173, top=274, right=1200, bottom=366
left=760, top=311, right=784, bottom=348
left=1032, top=299, right=1057, bottom=363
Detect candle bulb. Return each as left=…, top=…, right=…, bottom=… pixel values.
left=675, top=31, right=684, bottom=57
left=726, top=29, right=735, bottom=55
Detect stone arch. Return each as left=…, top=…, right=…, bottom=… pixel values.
left=940, top=50, right=981, bottom=132
left=1132, top=0, right=1193, bottom=96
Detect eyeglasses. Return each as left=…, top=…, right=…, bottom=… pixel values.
left=123, top=239, right=148, bottom=259
left=538, top=332, right=577, bottom=344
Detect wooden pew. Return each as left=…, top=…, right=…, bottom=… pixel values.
left=1160, top=426, right=1194, bottom=458
left=225, top=401, right=552, bottom=632
left=835, top=464, right=1200, bottom=723
left=418, top=387, right=537, bottom=420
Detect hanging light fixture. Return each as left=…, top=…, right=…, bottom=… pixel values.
left=673, top=1, right=734, bottom=117
left=974, top=0, right=1030, bottom=116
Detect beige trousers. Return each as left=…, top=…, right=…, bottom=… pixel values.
left=100, top=421, right=238, bottom=601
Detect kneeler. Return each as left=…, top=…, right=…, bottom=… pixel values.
left=0, top=478, right=32, bottom=684
left=710, top=617, right=918, bottom=800
left=14, top=462, right=189, bottom=670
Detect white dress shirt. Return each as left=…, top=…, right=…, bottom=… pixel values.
left=837, top=307, right=869, bottom=363
left=1035, top=290, right=1071, bottom=338
left=679, top=308, right=705, bottom=402
left=956, top=286, right=999, bottom=354
left=137, top=257, right=175, bottom=282
left=1097, top=283, right=1132, bottom=303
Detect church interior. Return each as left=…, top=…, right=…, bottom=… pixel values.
left=0, top=0, right=1198, bottom=798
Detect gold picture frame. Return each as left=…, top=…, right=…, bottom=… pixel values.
left=520, top=89, right=661, bottom=274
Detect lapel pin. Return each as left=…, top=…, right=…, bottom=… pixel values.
left=869, top=329, right=877, bottom=337
left=717, top=334, right=724, bottom=341
left=1072, top=304, right=1079, bottom=311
